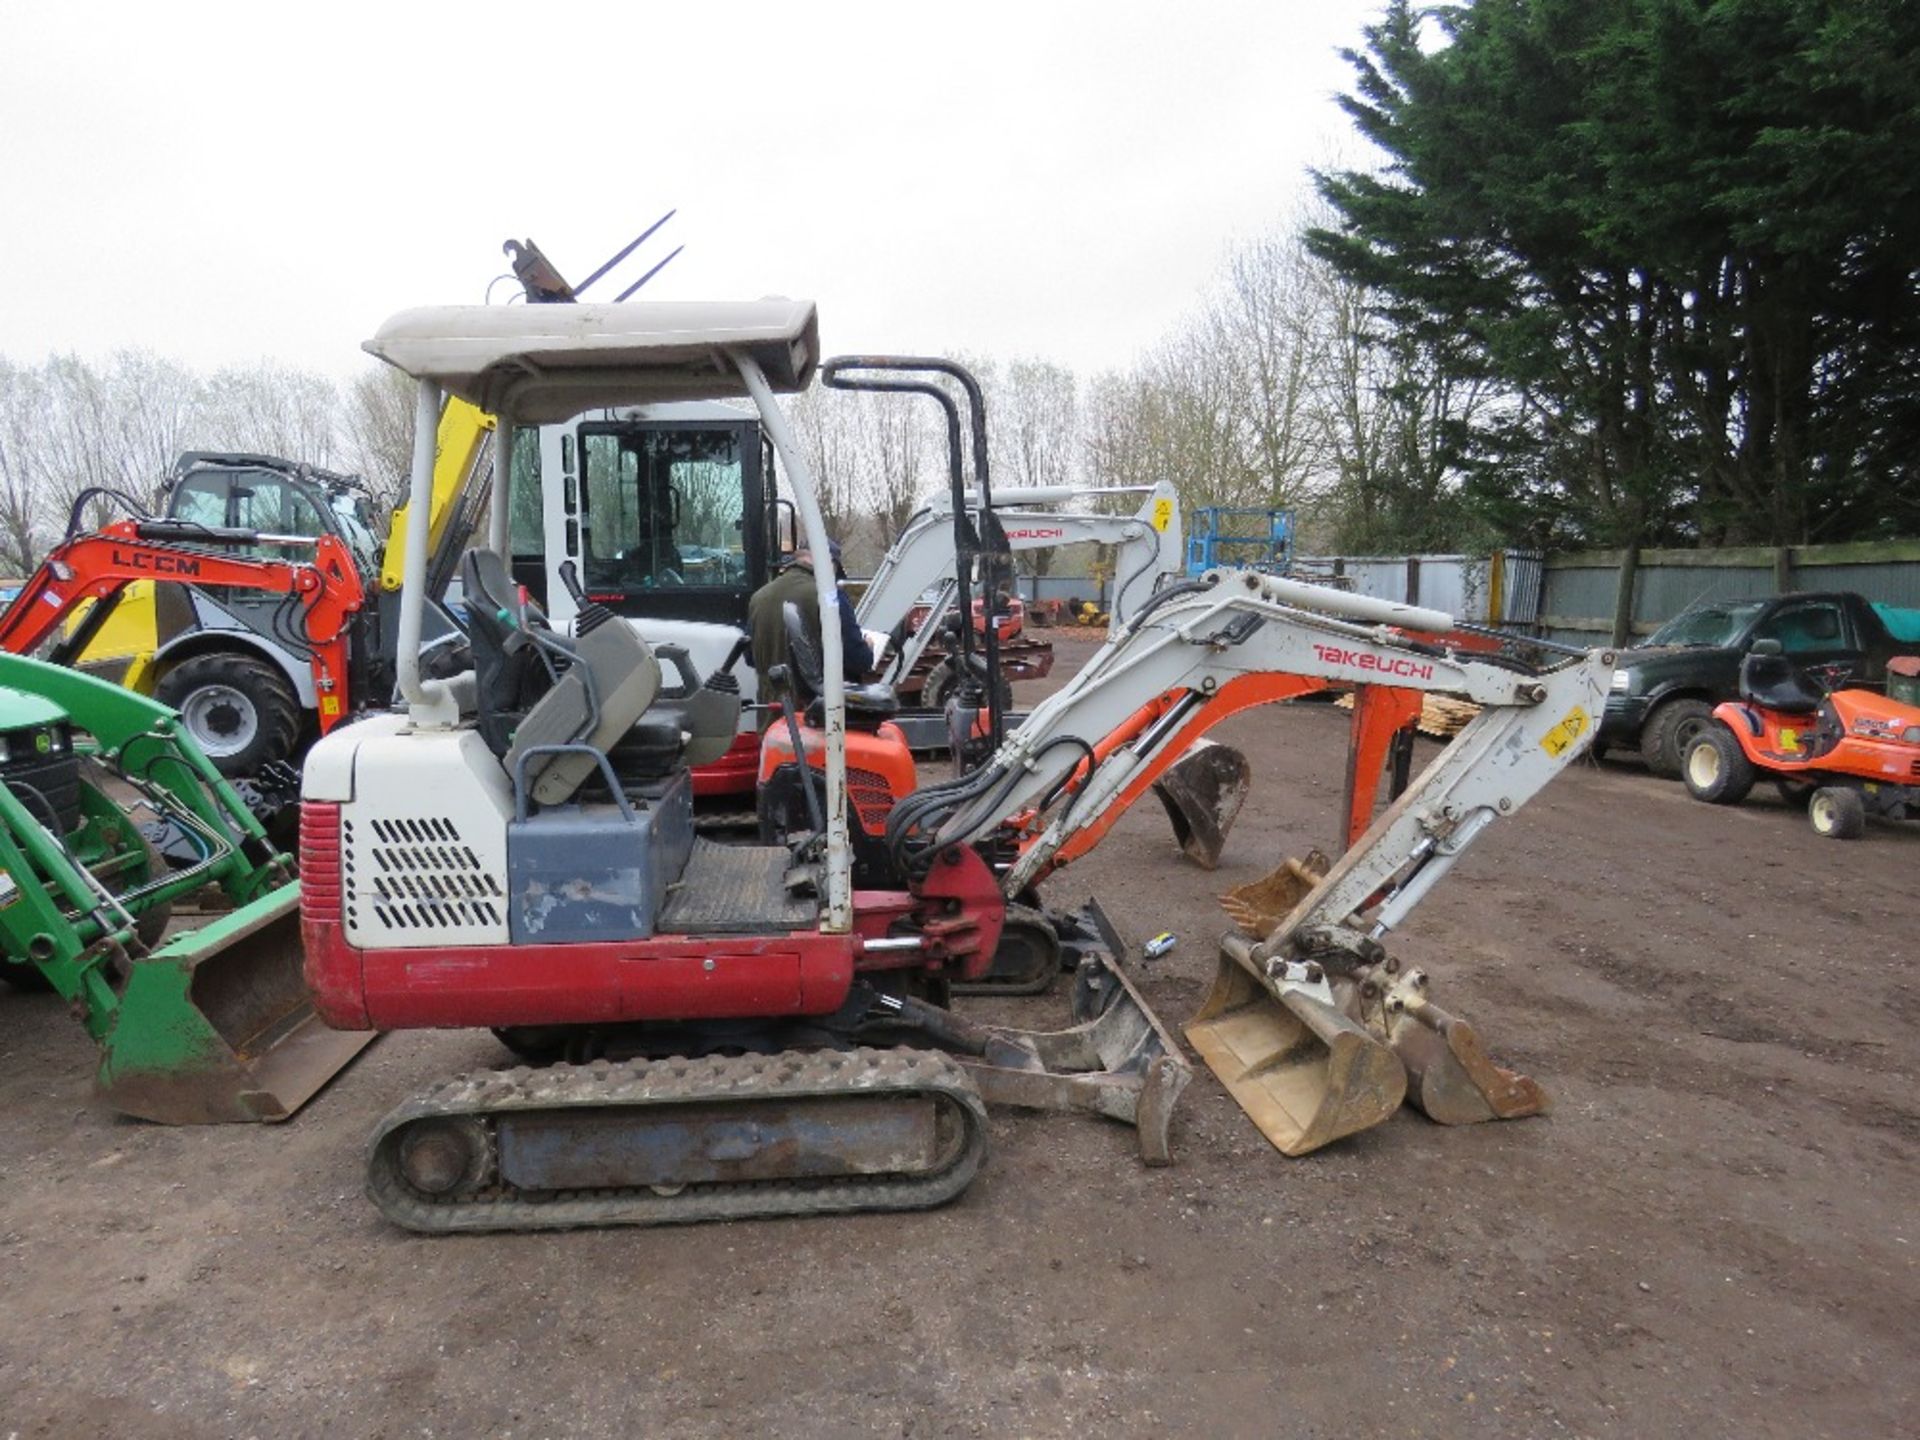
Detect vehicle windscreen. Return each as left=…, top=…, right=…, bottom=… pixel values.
left=580, top=428, right=746, bottom=592
left=1644, top=601, right=1767, bottom=648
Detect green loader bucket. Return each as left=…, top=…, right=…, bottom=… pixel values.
left=95, top=884, right=375, bottom=1124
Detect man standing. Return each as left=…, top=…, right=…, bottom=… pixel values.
left=747, top=541, right=873, bottom=724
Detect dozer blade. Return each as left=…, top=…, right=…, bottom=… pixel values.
left=1218, top=849, right=1331, bottom=941
left=1185, top=934, right=1404, bottom=1156
left=95, top=883, right=375, bottom=1125
left=1150, top=739, right=1251, bottom=870
left=1376, top=972, right=1548, bottom=1126
left=960, top=901, right=1192, bottom=1164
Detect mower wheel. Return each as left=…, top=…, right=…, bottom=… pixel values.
left=1640, top=696, right=1714, bottom=779
left=155, top=653, right=302, bottom=777
left=1809, top=786, right=1867, bottom=840
left=1682, top=727, right=1754, bottom=805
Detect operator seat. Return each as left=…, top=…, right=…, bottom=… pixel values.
left=1740, top=646, right=1826, bottom=715
left=459, top=548, right=673, bottom=806
left=781, top=602, right=900, bottom=731
left=460, top=547, right=549, bottom=757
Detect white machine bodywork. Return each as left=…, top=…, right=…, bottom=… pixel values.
left=856, top=481, right=1183, bottom=686
left=917, top=569, right=1612, bottom=936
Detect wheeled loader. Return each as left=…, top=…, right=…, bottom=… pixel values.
left=0, top=652, right=373, bottom=1122
left=295, top=297, right=1613, bottom=1233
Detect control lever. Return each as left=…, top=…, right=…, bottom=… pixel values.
left=557, top=559, right=615, bottom=636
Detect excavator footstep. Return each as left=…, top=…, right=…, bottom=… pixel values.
left=1151, top=739, right=1251, bottom=870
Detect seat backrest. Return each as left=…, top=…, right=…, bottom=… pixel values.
left=1740, top=650, right=1825, bottom=715
left=461, top=548, right=545, bottom=756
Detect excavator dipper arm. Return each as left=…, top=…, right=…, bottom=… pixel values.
left=0, top=522, right=365, bottom=734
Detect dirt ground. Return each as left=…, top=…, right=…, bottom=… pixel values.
left=3, top=627, right=1916, bottom=1440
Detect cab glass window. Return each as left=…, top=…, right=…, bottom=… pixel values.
left=506, top=427, right=545, bottom=557
left=1751, top=601, right=1848, bottom=654
left=579, top=427, right=744, bottom=591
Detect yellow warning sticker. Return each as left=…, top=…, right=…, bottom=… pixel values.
left=1540, top=706, right=1590, bottom=757
left=1151, top=498, right=1173, bottom=532
left=319, top=695, right=343, bottom=718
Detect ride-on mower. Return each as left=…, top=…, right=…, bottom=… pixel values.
left=302, top=297, right=1612, bottom=1233
left=1683, top=640, right=1920, bottom=838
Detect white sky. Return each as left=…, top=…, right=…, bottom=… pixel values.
left=1, top=1, right=1383, bottom=383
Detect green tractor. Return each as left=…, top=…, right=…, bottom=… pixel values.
left=0, top=652, right=372, bottom=1122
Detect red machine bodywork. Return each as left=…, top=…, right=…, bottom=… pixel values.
left=689, top=729, right=762, bottom=798
left=299, top=801, right=1003, bottom=1032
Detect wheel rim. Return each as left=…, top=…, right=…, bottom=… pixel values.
left=1674, top=714, right=1710, bottom=753
left=1687, top=743, right=1721, bottom=790
left=1811, top=794, right=1836, bottom=833
left=178, top=683, right=258, bottom=759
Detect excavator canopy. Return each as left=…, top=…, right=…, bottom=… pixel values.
left=363, top=300, right=820, bottom=420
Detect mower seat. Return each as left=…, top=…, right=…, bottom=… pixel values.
left=1740, top=650, right=1825, bottom=715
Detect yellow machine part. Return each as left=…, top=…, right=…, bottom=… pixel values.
left=70, top=584, right=161, bottom=692
left=381, top=397, right=495, bottom=593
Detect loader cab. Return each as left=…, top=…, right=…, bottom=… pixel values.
left=165, top=454, right=381, bottom=576
left=518, top=404, right=776, bottom=631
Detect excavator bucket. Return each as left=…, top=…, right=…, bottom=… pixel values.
left=1372, top=971, right=1548, bottom=1126
left=1150, top=739, right=1251, bottom=870
left=1218, top=849, right=1331, bottom=939
left=1185, top=934, right=1404, bottom=1155
left=95, top=884, right=375, bottom=1125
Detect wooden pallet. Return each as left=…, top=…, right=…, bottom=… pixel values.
left=1332, top=690, right=1481, bottom=739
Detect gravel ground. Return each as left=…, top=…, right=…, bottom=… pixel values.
left=3, top=628, right=1915, bottom=1439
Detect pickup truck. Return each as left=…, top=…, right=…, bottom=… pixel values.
left=1598, top=591, right=1917, bottom=776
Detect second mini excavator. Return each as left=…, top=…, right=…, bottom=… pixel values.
left=300, top=298, right=1612, bottom=1232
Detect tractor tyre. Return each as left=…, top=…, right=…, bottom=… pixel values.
left=155, top=653, right=302, bottom=778
left=1808, top=786, right=1867, bottom=840
left=1682, top=726, right=1755, bottom=805
left=920, top=658, right=1013, bottom=714
left=1639, top=697, right=1714, bottom=779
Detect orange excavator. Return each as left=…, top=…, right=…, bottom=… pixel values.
left=0, top=519, right=368, bottom=752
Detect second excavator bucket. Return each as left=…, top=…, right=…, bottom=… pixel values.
left=95, top=884, right=375, bottom=1125
left=1150, top=739, right=1252, bottom=870
left=1218, top=848, right=1331, bottom=939
left=1370, top=971, right=1549, bottom=1126
left=1185, top=934, right=1404, bottom=1156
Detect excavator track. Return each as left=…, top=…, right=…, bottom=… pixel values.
left=366, top=1047, right=987, bottom=1234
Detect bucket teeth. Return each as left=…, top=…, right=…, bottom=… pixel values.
left=1219, top=849, right=1331, bottom=940
left=1150, top=740, right=1252, bottom=870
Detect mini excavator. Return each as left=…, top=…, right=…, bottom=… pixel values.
left=300, top=299, right=1612, bottom=1232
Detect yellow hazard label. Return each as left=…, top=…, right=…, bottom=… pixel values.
left=1539, top=706, right=1590, bottom=757
left=1779, top=727, right=1800, bottom=751
left=319, top=695, right=343, bottom=718
left=1151, top=499, right=1173, bottom=532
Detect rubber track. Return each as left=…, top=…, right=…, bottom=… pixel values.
left=953, top=903, right=1060, bottom=997
left=366, top=1048, right=988, bottom=1234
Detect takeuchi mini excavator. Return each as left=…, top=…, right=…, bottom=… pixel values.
left=301, top=298, right=1612, bottom=1233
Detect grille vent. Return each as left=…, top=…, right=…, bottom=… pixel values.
left=343, top=815, right=503, bottom=933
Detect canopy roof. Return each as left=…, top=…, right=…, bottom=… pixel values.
left=363, top=300, right=819, bottom=421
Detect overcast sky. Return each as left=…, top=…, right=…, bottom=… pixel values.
left=1, top=1, right=1384, bottom=383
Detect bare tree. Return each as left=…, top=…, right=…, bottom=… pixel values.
left=190, top=362, right=341, bottom=469
left=991, top=359, right=1079, bottom=582
left=0, top=359, right=46, bottom=573
left=343, top=364, right=418, bottom=508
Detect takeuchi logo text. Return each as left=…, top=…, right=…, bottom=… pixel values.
left=1312, top=643, right=1435, bottom=681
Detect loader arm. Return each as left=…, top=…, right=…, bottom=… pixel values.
left=856, top=483, right=1182, bottom=683
left=0, top=522, right=365, bottom=735
left=903, top=568, right=1612, bottom=905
